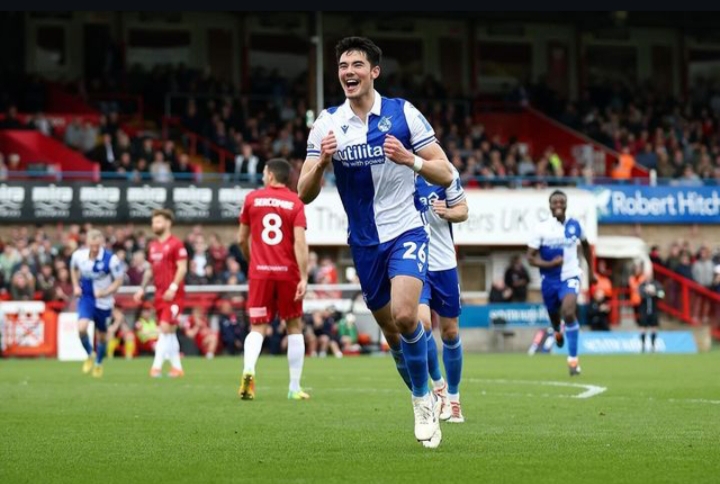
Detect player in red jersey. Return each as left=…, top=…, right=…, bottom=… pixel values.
left=237, top=158, right=310, bottom=401
left=133, top=208, right=189, bottom=378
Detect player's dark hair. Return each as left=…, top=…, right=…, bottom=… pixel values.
left=549, top=190, right=567, bottom=201
left=152, top=208, right=174, bottom=222
left=266, top=158, right=291, bottom=185
left=335, top=36, right=382, bottom=67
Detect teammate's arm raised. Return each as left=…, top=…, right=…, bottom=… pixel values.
left=293, top=226, right=309, bottom=301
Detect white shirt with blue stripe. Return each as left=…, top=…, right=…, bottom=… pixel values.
left=307, top=90, right=438, bottom=246
left=528, top=217, right=585, bottom=282
left=70, top=247, right=124, bottom=310
left=415, top=167, right=466, bottom=271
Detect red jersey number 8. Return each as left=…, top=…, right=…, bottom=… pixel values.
left=261, top=213, right=283, bottom=245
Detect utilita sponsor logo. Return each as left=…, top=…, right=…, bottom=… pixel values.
left=0, top=184, right=24, bottom=217
left=335, top=144, right=385, bottom=167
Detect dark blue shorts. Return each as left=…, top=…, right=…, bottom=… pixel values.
left=419, top=268, right=461, bottom=318
left=541, top=277, right=580, bottom=315
left=350, top=226, right=429, bottom=311
left=78, top=298, right=113, bottom=333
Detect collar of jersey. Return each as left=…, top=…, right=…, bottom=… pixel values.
left=339, top=90, right=382, bottom=121
left=86, top=247, right=105, bottom=261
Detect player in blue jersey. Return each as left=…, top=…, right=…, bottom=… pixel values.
left=70, top=229, right=126, bottom=377
left=298, top=36, right=453, bottom=447
left=415, top=168, right=468, bottom=425
left=527, top=190, right=595, bottom=376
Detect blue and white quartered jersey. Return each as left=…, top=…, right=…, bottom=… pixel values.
left=307, top=90, right=438, bottom=247
left=70, top=247, right=124, bottom=310
left=414, top=167, right=466, bottom=271
left=528, top=217, right=585, bottom=281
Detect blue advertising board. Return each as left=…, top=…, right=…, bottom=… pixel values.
left=587, top=185, right=720, bottom=224
left=552, top=331, right=698, bottom=354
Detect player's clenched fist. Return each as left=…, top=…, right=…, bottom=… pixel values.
left=383, top=134, right=413, bottom=166
left=320, top=130, right=337, bottom=167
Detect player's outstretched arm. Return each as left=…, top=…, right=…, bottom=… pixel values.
left=384, top=136, right=453, bottom=187
left=293, top=226, right=309, bottom=301
left=526, top=247, right=563, bottom=269
left=298, top=130, right=336, bottom=204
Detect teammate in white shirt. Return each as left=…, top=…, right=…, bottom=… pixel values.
left=415, top=168, right=468, bottom=425
left=70, top=229, right=125, bottom=377
left=298, top=36, right=453, bottom=448
left=527, top=190, right=595, bottom=376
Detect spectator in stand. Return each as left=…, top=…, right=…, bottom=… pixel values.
left=134, top=306, right=159, bottom=355
left=115, top=131, right=133, bottom=159
left=0, top=105, right=24, bottom=130
left=26, top=112, right=53, bottom=137
left=36, top=263, right=56, bottom=300
left=231, top=143, right=262, bottom=184
left=221, top=256, right=246, bottom=284
left=184, top=307, right=218, bottom=359
left=207, top=233, right=228, bottom=275
left=7, top=153, right=21, bottom=174
left=611, top=146, right=635, bottom=181
left=149, top=151, right=173, bottom=183
left=79, top=121, right=99, bottom=154
left=692, top=246, right=715, bottom=324
left=649, top=245, right=663, bottom=266
left=265, top=317, right=287, bottom=355
left=315, top=255, right=340, bottom=299
left=218, top=298, right=246, bottom=355
left=64, top=117, right=83, bottom=150
left=161, top=140, right=177, bottom=167
left=587, top=288, right=611, bottom=331
left=0, top=154, right=8, bottom=180
left=53, top=266, right=73, bottom=308
left=92, top=133, right=118, bottom=172
left=172, top=153, right=195, bottom=180
left=305, top=308, right=342, bottom=358
left=628, top=262, right=647, bottom=325
left=504, top=255, right=530, bottom=302
left=126, top=251, right=147, bottom=286
left=106, top=307, right=136, bottom=359
left=489, top=277, right=512, bottom=303
left=337, top=312, right=362, bottom=354
left=10, top=272, right=33, bottom=300
left=136, top=137, right=155, bottom=162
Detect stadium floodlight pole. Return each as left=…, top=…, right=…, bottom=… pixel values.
left=315, top=10, right=324, bottom=116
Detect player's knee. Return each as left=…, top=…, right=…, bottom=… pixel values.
left=440, top=320, right=459, bottom=341
left=392, top=307, right=418, bottom=334
left=561, top=307, right=577, bottom=323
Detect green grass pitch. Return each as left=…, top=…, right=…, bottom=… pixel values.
left=2, top=352, right=720, bottom=484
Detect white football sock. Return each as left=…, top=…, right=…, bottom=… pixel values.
left=448, top=392, right=460, bottom=402
left=287, top=334, right=305, bottom=392
left=243, top=331, right=264, bottom=374
left=151, top=334, right=166, bottom=370
left=168, top=332, right=183, bottom=370
left=433, top=377, right=446, bottom=389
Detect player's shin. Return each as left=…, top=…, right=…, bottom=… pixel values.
left=168, top=331, right=183, bottom=370
left=95, top=334, right=107, bottom=365
left=79, top=331, right=93, bottom=356
left=565, top=321, right=580, bottom=360
left=243, top=328, right=265, bottom=375
left=287, top=333, right=305, bottom=393
left=400, top=323, right=430, bottom=398
left=425, top=330, right=443, bottom=386
left=442, top=333, right=463, bottom=400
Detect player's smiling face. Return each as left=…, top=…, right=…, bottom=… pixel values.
left=549, top=194, right=567, bottom=221
left=338, top=49, right=379, bottom=100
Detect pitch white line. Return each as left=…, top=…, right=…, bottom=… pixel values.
left=465, top=378, right=608, bottom=399
left=668, top=398, right=720, bottom=405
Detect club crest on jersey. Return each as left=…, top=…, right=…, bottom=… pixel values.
left=568, top=226, right=576, bottom=235
left=378, top=116, right=392, bottom=132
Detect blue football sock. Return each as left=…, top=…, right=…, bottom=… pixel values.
left=566, top=321, right=580, bottom=358
left=400, top=323, right=429, bottom=398
left=96, top=341, right=106, bottom=365
left=426, top=330, right=442, bottom=383
left=80, top=334, right=93, bottom=356
left=442, top=336, right=463, bottom=395
left=389, top=344, right=412, bottom=391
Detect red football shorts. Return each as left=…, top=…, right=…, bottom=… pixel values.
left=155, top=300, right=184, bottom=326
left=247, top=278, right=303, bottom=325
